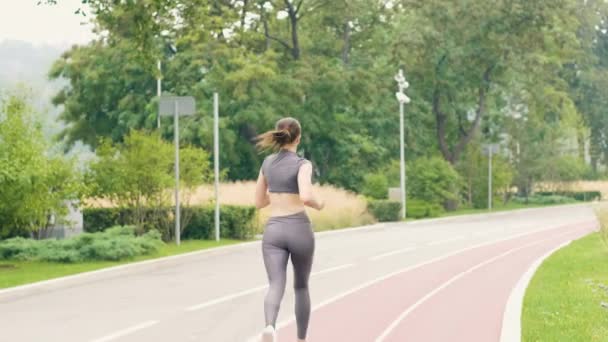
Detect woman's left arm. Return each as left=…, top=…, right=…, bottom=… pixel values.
left=255, top=169, right=270, bottom=209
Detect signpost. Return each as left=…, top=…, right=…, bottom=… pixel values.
left=159, top=96, right=196, bottom=245
left=213, top=93, right=220, bottom=242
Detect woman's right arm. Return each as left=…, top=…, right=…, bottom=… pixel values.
left=297, top=162, right=324, bottom=210
left=255, top=169, right=270, bottom=209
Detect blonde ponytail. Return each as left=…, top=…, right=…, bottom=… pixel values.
left=256, top=117, right=301, bottom=151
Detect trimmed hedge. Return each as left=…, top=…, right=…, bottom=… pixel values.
left=83, top=205, right=258, bottom=240
left=0, top=226, right=163, bottom=263
left=82, top=207, right=168, bottom=234
left=368, top=199, right=446, bottom=222
left=181, top=206, right=257, bottom=240
left=512, top=195, right=577, bottom=205
left=535, top=191, right=601, bottom=202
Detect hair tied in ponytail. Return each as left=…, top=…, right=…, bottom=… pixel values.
left=256, top=117, right=302, bottom=151
left=272, top=129, right=291, bottom=142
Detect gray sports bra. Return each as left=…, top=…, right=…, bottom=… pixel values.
left=261, top=149, right=310, bottom=194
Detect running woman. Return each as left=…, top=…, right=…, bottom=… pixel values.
left=255, top=117, right=325, bottom=342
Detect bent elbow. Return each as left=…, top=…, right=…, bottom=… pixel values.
left=255, top=199, right=267, bottom=210
left=300, top=195, right=313, bottom=206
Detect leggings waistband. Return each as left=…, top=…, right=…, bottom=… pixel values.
left=267, top=211, right=310, bottom=224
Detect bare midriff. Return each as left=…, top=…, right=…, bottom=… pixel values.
left=268, top=192, right=306, bottom=217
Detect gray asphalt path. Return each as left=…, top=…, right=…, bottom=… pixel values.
left=0, top=204, right=597, bottom=342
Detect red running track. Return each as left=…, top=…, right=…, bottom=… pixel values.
left=277, top=221, right=596, bottom=342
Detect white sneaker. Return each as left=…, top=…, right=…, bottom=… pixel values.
left=261, top=325, right=276, bottom=342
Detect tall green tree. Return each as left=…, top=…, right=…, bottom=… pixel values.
left=392, top=0, right=583, bottom=164
left=43, top=0, right=608, bottom=193
left=0, top=92, right=82, bottom=239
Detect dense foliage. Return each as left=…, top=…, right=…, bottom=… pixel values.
left=367, top=199, right=443, bottom=222
left=40, top=0, right=608, bottom=195
left=83, top=205, right=258, bottom=240
left=0, top=93, right=83, bottom=239
left=0, top=226, right=163, bottom=262
left=367, top=200, right=402, bottom=222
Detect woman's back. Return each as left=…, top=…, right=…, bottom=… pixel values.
left=262, top=149, right=310, bottom=217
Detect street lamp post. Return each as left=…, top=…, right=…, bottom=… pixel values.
left=488, top=146, right=493, bottom=210
left=483, top=143, right=500, bottom=211
left=157, top=60, right=162, bottom=129
left=394, top=69, right=411, bottom=220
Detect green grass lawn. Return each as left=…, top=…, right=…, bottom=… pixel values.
left=522, top=233, right=608, bottom=342
left=0, top=239, right=241, bottom=290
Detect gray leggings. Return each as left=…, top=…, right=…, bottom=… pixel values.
left=262, top=211, right=315, bottom=340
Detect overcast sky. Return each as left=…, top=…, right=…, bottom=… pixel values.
left=0, top=0, right=95, bottom=46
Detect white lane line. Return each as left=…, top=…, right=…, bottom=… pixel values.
left=311, top=263, right=355, bottom=276
left=186, top=263, right=354, bottom=312
left=427, top=236, right=465, bottom=246
left=370, top=247, right=417, bottom=261
left=499, top=240, right=572, bottom=342
left=89, top=320, right=159, bottom=342
left=244, top=222, right=589, bottom=342
left=374, top=230, right=577, bottom=342
left=186, top=285, right=268, bottom=311
left=472, top=230, right=495, bottom=237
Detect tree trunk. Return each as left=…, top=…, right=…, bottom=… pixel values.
left=239, top=0, right=249, bottom=43
left=433, top=88, right=454, bottom=163
left=590, top=127, right=601, bottom=173
left=284, top=0, right=301, bottom=59
left=262, top=16, right=271, bottom=51
left=433, top=65, right=493, bottom=165
left=342, top=20, right=351, bottom=65
left=576, top=128, right=586, bottom=162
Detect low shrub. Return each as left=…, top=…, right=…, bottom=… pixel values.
left=535, top=191, right=601, bottom=202
left=368, top=200, right=402, bottom=222
left=0, top=226, right=164, bottom=263
left=361, top=173, right=389, bottom=200
left=512, top=195, right=577, bottom=205
left=407, top=199, right=445, bottom=219
left=182, top=205, right=257, bottom=240
left=82, top=207, right=168, bottom=235
left=408, top=157, right=463, bottom=206
left=0, top=237, right=40, bottom=260
left=84, top=205, right=258, bottom=240
left=368, top=199, right=446, bottom=222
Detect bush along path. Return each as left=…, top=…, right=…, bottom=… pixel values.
left=0, top=203, right=274, bottom=289
left=0, top=226, right=163, bottom=263
left=0, top=236, right=240, bottom=290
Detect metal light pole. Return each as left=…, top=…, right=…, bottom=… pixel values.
left=394, top=69, right=411, bottom=220
left=157, top=60, right=162, bottom=129
left=159, top=96, right=196, bottom=246
left=488, top=148, right=493, bottom=210
left=173, top=100, right=180, bottom=245
left=483, top=143, right=499, bottom=211
left=213, top=93, right=220, bottom=242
